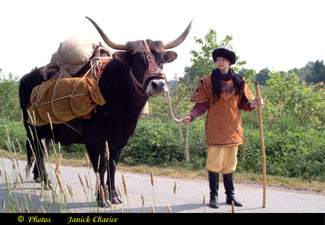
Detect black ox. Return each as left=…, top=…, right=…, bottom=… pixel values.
left=19, top=17, right=192, bottom=207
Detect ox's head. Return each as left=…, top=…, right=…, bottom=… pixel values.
left=86, top=17, right=192, bottom=97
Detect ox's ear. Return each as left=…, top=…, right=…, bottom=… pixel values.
left=113, top=51, right=128, bottom=62
left=163, top=51, right=177, bottom=63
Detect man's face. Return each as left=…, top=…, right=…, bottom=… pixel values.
left=216, top=57, right=231, bottom=72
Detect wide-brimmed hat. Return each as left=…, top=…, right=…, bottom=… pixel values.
left=212, top=47, right=236, bottom=65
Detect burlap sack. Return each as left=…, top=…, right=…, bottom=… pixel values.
left=56, top=37, right=99, bottom=77
left=27, top=77, right=106, bottom=126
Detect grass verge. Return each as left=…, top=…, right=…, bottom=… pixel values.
left=1, top=149, right=324, bottom=194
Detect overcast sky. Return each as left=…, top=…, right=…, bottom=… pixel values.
left=0, top=0, right=324, bottom=80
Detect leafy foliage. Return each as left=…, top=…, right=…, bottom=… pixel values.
left=0, top=70, right=21, bottom=121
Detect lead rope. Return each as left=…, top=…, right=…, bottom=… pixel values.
left=164, top=78, right=190, bottom=162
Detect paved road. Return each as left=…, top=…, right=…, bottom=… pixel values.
left=0, top=157, right=324, bottom=213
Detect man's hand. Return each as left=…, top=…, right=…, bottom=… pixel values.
left=182, top=115, right=192, bottom=125
left=250, top=97, right=264, bottom=108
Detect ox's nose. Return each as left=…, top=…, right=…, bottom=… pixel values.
left=151, top=80, right=165, bottom=91
left=146, top=79, right=168, bottom=96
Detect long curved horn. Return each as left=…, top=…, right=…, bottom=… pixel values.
left=85, top=16, right=127, bottom=50
left=163, top=19, right=193, bottom=49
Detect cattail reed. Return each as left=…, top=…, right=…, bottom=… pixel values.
left=167, top=205, right=172, bottom=213
left=97, top=155, right=101, bottom=171
left=55, top=154, right=61, bottom=175
left=41, top=206, right=46, bottom=213
left=2, top=198, right=5, bottom=210
left=19, top=183, right=23, bottom=193
left=56, top=174, right=67, bottom=202
left=28, top=191, right=32, bottom=203
left=16, top=139, right=22, bottom=153
left=141, top=194, right=145, bottom=212
left=40, top=186, right=44, bottom=200
left=41, top=139, right=49, bottom=160
left=151, top=205, right=155, bottom=213
left=27, top=110, right=34, bottom=126
left=85, top=154, right=90, bottom=167
left=172, top=181, right=177, bottom=211
left=150, top=170, right=154, bottom=186
left=105, top=141, right=110, bottom=160
left=78, top=174, right=84, bottom=187
left=25, top=166, right=29, bottom=179
left=203, top=194, right=206, bottom=206
left=67, top=185, right=74, bottom=199
left=104, top=185, right=110, bottom=199
left=117, top=185, right=122, bottom=198
left=28, top=126, right=34, bottom=141
left=47, top=112, right=53, bottom=131
left=100, top=186, right=108, bottom=208
left=95, top=173, right=100, bottom=196
left=85, top=175, right=90, bottom=190
left=150, top=170, right=156, bottom=210
left=14, top=177, right=18, bottom=189
left=0, top=168, right=2, bottom=177
left=173, top=181, right=177, bottom=195
left=32, top=111, right=37, bottom=127
left=122, top=174, right=128, bottom=196
left=51, top=191, right=56, bottom=204
left=56, top=173, right=64, bottom=191
left=232, top=200, right=235, bottom=213
left=18, top=172, right=24, bottom=184
left=203, top=194, right=206, bottom=213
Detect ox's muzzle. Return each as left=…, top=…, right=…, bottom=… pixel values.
left=146, top=78, right=168, bottom=97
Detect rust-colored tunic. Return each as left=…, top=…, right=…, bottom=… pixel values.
left=190, top=75, right=255, bottom=147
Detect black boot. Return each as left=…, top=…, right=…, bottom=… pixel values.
left=223, top=172, right=243, bottom=207
left=208, top=171, right=220, bottom=208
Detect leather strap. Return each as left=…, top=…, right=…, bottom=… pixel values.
left=129, top=40, right=165, bottom=97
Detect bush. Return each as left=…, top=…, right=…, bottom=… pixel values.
left=0, top=72, right=21, bottom=121
left=121, top=117, right=208, bottom=166
left=237, top=126, right=325, bottom=181
left=121, top=118, right=185, bottom=165
left=0, top=117, right=26, bottom=153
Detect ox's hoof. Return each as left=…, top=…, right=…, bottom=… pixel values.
left=111, top=196, right=122, bottom=204
left=41, top=181, right=52, bottom=191
left=97, top=199, right=111, bottom=208
left=34, top=176, right=42, bottom=183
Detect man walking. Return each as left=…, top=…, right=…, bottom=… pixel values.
left=182, top=47, right=263, bottom=208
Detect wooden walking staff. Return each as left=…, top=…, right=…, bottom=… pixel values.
left=255, top=81, right=267, bottom=208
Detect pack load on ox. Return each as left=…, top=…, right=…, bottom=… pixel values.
left=26, top=35, right=149, bottom=127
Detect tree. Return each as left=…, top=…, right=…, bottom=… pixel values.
left=265, top=71, right=325, bottom=126
left=0, top=70, right=21, bottom=121
left=305, top=60, right=325, bottom=83
left=255, top=68, right=271, bottom=85
left=182, top=29, right=247, bottom=84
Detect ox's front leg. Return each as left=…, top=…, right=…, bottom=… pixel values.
left=85, top=140, right=111, bottom=208
left=30, top=137, right=51, bottom=189
left=107, top=150, right=122, bottom=204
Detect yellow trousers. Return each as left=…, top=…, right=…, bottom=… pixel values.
left=206, top=146, right=238, bottom=174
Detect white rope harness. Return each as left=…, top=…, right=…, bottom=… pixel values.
left=164, top=79, right=190, bottom=161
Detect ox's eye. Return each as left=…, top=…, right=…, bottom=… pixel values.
left=132, top=54, right=147, bottom=66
